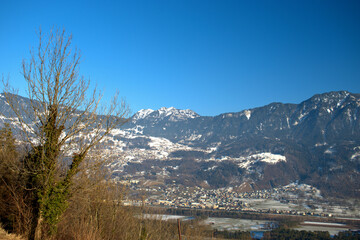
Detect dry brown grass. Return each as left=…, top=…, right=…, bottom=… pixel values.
left=0, top=226, right=24, bottom=240
left=52, top=154, right=209, bottom=240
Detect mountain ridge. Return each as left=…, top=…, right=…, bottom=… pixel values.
left=1, top=91, right=359, bottom=198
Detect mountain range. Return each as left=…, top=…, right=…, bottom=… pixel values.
left=1, top=91, right=359, bottom=198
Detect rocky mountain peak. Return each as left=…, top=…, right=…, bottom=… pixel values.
left=132, top=107, right=199, bottom=122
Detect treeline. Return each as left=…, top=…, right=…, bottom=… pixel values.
left=212, top=228, right=360, bottom=240
left=212, top=229, right=252, bottom=240
left=263, top=228, right=360, bottom=240
left=163, top=207, right=302, bottom=223
left=160, top=207, right=360, bottom=228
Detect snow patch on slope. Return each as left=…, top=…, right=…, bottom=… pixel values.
left=244, top=110, right=251, bottom=120
left=351, top=146, right=360, bottom=162
left=235, top=152, right=286, bottom=169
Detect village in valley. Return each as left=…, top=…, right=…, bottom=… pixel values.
left=120, top=178, right=359, bottom=219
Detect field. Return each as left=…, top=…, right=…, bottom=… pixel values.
left=202, top=217, right=274, bottom=231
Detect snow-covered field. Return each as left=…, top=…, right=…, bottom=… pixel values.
left=203, top=217, right=273, bottom=231
left=247, top=199, right=297, bottom=211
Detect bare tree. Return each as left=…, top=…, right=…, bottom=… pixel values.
left=3, top=28, right=130, bottom=240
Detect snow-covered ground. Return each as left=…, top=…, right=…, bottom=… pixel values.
left=203, top=217, right=273, bottom=231
left=233, top=152, right=286, bottom=169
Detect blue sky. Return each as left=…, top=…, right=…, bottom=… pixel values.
left=1, top=0, right=359, bottom=116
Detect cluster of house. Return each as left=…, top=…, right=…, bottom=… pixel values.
left=119, top=179, right=350, bottom=218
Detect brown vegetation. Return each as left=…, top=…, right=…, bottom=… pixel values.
left=0, top=226, right=24, bottom=240
left=60, top=151, right=208, bottom=240
left=0, top=124, right=31, bottom=235
left=0, top=138, right=208, bottom=239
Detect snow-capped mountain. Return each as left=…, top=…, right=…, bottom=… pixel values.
left=1, top=91, right=360, bottom=198
left=132, top=107, right=199, bottom=122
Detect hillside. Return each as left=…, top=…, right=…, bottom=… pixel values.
left=1, top=91, right=359, bottom=198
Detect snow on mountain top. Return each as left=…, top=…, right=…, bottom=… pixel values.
left=158, top=106, right=198, bottom=116
left=133, top=107, right=199, bottom=121
left=158, top=107, right=199, bottom=121
left=308, top=91, right=351, bottom=106
left=158, top=107, right=177, bottom=116
left=159, top=106, right=175, bottom=111
left=133, top=109, right=154, bottom=120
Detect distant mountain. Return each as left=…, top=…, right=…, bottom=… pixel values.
left=1, top=91, right=359, bottom=198
left=132, top=107, right=199, bottom=121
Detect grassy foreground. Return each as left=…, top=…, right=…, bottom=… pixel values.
left=0, top=227, right=24, bottom=240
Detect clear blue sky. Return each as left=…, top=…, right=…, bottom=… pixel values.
left=1, top=0, right=359, bottom=116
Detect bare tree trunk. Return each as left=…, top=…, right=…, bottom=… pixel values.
left=28, top=199, right=40, bottom=240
